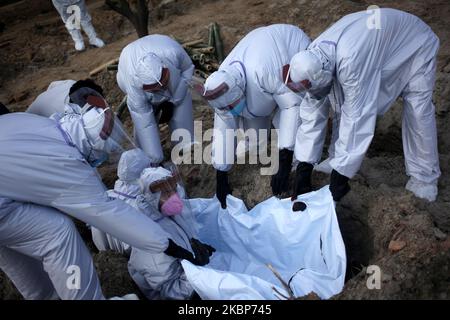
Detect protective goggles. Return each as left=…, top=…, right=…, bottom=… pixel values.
left=283, top=64, right=312, bottom=93
left=85, top=95, right=114, bottom=140
left=142, top=68, right=170, bottom=92
left=149, top=172, right=182, bottom=195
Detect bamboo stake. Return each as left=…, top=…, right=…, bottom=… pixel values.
left=182, top=39, right=203, bottom=48
left=89, top=58, right=119, bottom=77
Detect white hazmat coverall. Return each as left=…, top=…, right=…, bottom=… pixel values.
left=294, top=9, right=441, bottom=201
left=117, top=35, right=195, bottom=164
left=92, top=158, right=195, bottom=299
left=209, top=24, right=310, bottom=171
left=0, top=113, right=171, bottom=299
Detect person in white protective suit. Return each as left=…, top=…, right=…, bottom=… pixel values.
left=286, top=8, right=441, bottom=202
left=116, top=35, right=195, bottom=165
left=0, top=96, right=201, bottom=300
left=197, top=24, right=311, bottom=208
left=52, top=0, right=105, bottom=51
left=92, top=153, right=215, bottom=299
left=26, top=79, right=105, bottom=117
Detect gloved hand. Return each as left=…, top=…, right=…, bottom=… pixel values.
left=271, top=149, right=294, bottom=196
left=190, top=238, right=216, bottom=266
left=292, top=162, right=313, bottom=200
left=157, top=101, right=175, bottom=124
left=0, top=102, right=10, bottom=115
left=329, top=169, right=350, bottom=201
left=164, top=239, right=195, bottom=263
left=216, top=170, right=232, bottom=209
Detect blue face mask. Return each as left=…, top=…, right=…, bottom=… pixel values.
left=229, top=98, right=246, bottom=117
left=89, top=152, right=109, bottom=168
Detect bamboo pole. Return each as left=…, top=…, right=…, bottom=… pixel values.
left=89, top=58, right=119, bottom=77
left=115, top=96, right=128, bottom=120
left=212, top=22, right=224, bottom=63
left=182, top=39, right=204, bottom=48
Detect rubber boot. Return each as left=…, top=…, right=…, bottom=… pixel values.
left=81, top=21, right=105, bottom=48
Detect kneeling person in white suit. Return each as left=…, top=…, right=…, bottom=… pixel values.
left=92, top=150, right=215, bottom=299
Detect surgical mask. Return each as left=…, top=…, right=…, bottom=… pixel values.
left=229, top=98, right=246, bottom=117
left=161, top=193, right=184, bottom=216
left=89, top=151, right=109, bottom=167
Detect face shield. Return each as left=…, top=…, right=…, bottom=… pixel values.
left=81, top=95, right=136, bottom=167
left=286, top=49, right=334, bottom=101
left=140, top=164, right=191, bottom=217
left=69, top=86, right=104, bottom=110
left=283, top=64, right=311, bottom=93
left=189, top=74, right=246, bottom=121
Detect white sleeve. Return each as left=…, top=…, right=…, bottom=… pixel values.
left=48, top=162, right=170, bottom=253
left=273, top=92, right=302, bottom=150
left=127, top=90, right=164, bottom=164
left=329, top=72, right=380, bottom=178
left=294, top=94, right=331, bottom=164
left=178, top=47, right=194, bottom=81
left=211, top=113, right=239, bottom=172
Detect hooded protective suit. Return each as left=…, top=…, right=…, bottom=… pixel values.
left=292, top=9, right=440, bottom=200
left=26, top=80, right=76, bottom=117
left=129, top=167, right=196, bottom=300
left=117, top=35, right=195, bottom=164
left=92, top=156, right=195, bottom=299
left=52, top=0, right=104, bottom=51
left=91, top=148, right=152, bottom=256
left=205, top=24, right=310, bottom=171
left=0, top=113, right=171, bottom=299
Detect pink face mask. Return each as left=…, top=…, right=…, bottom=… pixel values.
left=161, top=193, right=184, bottom=216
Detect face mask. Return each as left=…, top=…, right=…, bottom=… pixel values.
left=89, top=152, right=109, bottom=168
left=161, top=193, right=184, bottom=216
left=229, top=98, right=246, bottom=117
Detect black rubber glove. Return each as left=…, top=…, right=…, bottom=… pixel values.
left=329, top=169, right=350, bottom=201
left=271, top=149, right=294, bottom=196
left=0, top=102, right=10, bottom=115
left=157, top=101, right=175, bottom=124
left=292, top=162, right=314, bottom=200
left=216, top=170, right=232, bottom=209
left=164, top=239, right=196, bottom=263
left=190, top=238, right=216, bottom=266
